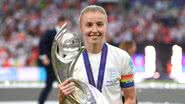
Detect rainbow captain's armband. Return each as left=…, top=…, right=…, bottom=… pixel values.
left=120, top=74, right=134, bottom=88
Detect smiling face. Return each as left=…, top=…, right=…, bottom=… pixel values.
left=80, top=11, right=107, bottom=47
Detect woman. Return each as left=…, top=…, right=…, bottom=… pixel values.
left=58, top=5, right=136, bottom=104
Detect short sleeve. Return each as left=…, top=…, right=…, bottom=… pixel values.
left=119, top=54, right=135, bottom=88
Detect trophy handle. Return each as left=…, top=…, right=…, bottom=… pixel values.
left=51, top=39, right=62, bottom=83
left=51, top=23, right=68, bottom=83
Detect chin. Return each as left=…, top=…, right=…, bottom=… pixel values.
left=90, top=42, right=99, bottom=45
left=90, top=40, right=103, bottom=45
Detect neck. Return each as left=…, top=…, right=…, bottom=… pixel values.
left=85, top=43, right=104, bottom=54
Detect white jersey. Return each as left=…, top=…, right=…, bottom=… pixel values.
left=73, top=43, right=134, bottom=104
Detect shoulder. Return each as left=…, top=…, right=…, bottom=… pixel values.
left=106, top=43, right=130, bottom=58
left=45, top=29, right=57, bottom=35
left=42, top=29, right=57, bottom=39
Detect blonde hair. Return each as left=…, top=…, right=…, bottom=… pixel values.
left=79, top=5, right=107, bottom=23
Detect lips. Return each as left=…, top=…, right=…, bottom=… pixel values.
left=88, top=35, right=101, bottom=37
left=88, top=33, right=101, bottom=37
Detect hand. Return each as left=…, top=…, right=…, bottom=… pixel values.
left=58, top=79, right=75, bottom=97
left=42, top=56, right=50, bottom=66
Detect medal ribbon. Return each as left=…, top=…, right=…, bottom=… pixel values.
left=83, top=43, right=108, bottom=92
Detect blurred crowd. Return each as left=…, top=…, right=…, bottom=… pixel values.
left=0, top=0, right=185, bottom=69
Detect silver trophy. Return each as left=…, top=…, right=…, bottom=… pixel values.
left=51, top=23, right=108, bottom=104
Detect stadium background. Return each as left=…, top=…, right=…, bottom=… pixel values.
left=0, top=0, right=185, bottom=103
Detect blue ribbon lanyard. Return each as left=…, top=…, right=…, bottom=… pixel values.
left=83, top=43, right=108, bottom=92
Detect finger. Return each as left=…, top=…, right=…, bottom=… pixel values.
left=62, top=85, right=75, bottom=96
left=59, top=84, right=75, bottom=96
left=59, top=82, right=75, bottom=93
left=61, top=79, right=73, bottom=86
left=58, top=82, right=75, bottom=95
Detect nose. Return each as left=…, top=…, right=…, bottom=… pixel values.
left=92, top=25, right=98, bottom=33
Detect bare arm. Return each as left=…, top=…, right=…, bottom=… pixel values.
left=122, top=86, right=136, bottom=104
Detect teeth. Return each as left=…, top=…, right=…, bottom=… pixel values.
left=88, top=34, right=101, bottom=37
